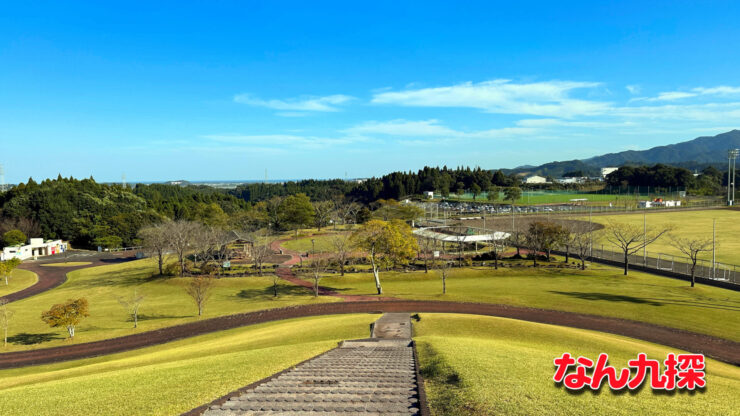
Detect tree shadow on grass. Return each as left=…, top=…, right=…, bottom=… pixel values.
left=7, top=332, right=64, bottom=345
left=236, top=285, right=315, bottom=299
left=134, top=314, right=192, bottom=321
left=549, top=291, right=664, bottom=306
left=550, top=291, right=740, bottom=311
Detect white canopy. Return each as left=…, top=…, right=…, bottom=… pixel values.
left=413, top=228, right=510, bottom=242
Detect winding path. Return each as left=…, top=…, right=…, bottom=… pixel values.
left=0, top=241, right=738, bottom=369
left=0, top=252, right=136, bottom=304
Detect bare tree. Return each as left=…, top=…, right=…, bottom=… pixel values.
left=437, top=261, right=452, bottom=294
left=306, top=258, right=327, bottom=297
left=606, top=221, right=672, bottom=275
left=252, top=242, right=273, bottom=276
left=0, top=300, right=13, bottom=347
left=116, top=289, right=146, bottom=328
left=313, top=201, right=334, bottom=231
left=331, top=233, right=352, bottom=276
left=139, top=223, right=170, bottom=275
left=566, top=220, right=596, bottom=270
left=671, top=235, right=713, bottom=287
left=185, top=275, right=214, bottom=316
left=166, top=220, right=200, bottom=275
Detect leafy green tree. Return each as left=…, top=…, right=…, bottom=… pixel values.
left=0, top=258, right=21, bottom=285
left=487, top=186, right=500, bottom=202
left=280, top=193, right=315, bottom=236
left=94, top=235, right=123, bottom=250
left=504, top=187, right=522, bottom=204
left=41, top=298, right=90, bottom=338
left=2, top=230, right=26, bottom=247
left=471, top=183, right=482, bottom=200
left=351, top=219, right=418, bottom=295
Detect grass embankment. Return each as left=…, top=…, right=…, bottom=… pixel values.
left=415, top=314, right=740, bottom=416
left=0, top=314, right=377, bottom=415
left=0, top=269, right=38, bottom=297
left=588, top=208, right=740, bottom=265
left=1, top=258, right=336, bottom=351
left=320, top=263, right=740, bottom=341
left=40, top=262, right=92, bottom=267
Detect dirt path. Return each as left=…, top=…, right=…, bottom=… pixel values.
left=270, top=238, right=395, bottom=301
left=0, top=300, right=738, bottom=369
left=0, top=252, right=136, bottom=304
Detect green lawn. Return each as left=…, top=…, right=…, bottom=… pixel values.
left=415, top=314, right=740, bottom=416
left=0, top=258, right=336, bottom=351
left=0, top=314, right=377, bottom=416
left=281, top=231, right=348, bottom=254
left=589, top=208, right=740, bottom=265
left=319, top=263, right=740, bottom=341
left=0, top=269, right=37, bottom=297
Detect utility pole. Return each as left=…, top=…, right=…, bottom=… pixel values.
left=0, top=163, right=4, bottom=192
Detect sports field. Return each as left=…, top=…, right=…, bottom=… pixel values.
left=0, top=314, right=377, bottom=415
left=0, top=269, right=37, bottom=297
left=445, top=190, right=649, bottom=205
left=319, top=264, right=740, bottom=341
left=589, top=208, right=740, bottom=265
left=1, top=258, right=335, bottom=351
left=415, top=314, right=740, bottom=416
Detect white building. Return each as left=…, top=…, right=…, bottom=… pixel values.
left=524, top=175, right=547, bottom=184
left=638, top=200, right=682, bottom=209
left=556, top=177, right=587, bottom=184
left=601, top=167, right=618, bottom=178
left=424, top=191, right=434, bottom=199
left=1, top=238, right=68, bottom=261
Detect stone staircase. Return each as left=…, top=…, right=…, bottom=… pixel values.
left=199, top=314, right=423, bottom=415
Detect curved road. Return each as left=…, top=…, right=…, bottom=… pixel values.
left=0, top=252, right=136, bottom=304
left=0, top=243, right=737, bottom=369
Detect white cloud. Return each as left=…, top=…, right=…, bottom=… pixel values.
left=233, top=93, right=355, bottom=112
left=345, top=119, right=534, bottom=140
left=203, top=133, right=362, bottom=149
left=626, top=85, right=641, bottom=94
left=371, top=79, right=609, bottom=117
left=692, top=86, right=740, bottom=95
left=636, top=85, right=740, bottom=102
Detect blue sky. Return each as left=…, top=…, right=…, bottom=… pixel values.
left=2, top=1, right=740, bottom=183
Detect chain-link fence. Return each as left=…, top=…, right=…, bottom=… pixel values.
left=588, top=245, right=739, bottom=286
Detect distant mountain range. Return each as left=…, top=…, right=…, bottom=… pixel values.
left=505, top=129, right=740, bottom=177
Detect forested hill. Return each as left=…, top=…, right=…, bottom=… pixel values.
left=585, top=129, right=740, bottom=166
left=0, top=177, right=246, bottom=248
left=506, top=129, right=740, bottom=177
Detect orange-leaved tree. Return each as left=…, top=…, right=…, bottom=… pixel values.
left=41, top=298, right=90, bottom=339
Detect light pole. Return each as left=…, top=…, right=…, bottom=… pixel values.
left=728, top=149, right=739, bottom=205
left=311, top=239, right=315, bottom=256
left=643, top=210, right=647, bottom=267
left=712, top=218, right=716, bottom=278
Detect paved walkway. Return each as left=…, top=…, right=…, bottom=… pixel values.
left=199, top=314, right=422, bottom=416
left=271, top=238, right=394, bottom=302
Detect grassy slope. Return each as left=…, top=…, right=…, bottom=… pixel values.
left=320, top=264, right=740, bottom=341
left=281, top=232, right=344, bottom=253
left=589, top=208, right=740, bottom=264
left=1, top=258, right=336, bottom=351
left=0, top=269, right=37, bottom=297
left=415, top=314, right=740, bottom=416
left=0, top=314, right=377, bottom=416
